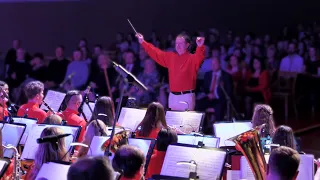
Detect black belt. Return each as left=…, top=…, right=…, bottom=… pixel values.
left=171, top=90, right=195, bottom=95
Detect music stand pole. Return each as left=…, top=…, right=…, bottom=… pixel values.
left=219, top=84, right=241, bottom=121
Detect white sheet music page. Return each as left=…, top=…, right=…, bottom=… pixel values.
left=40, top=90, right=66, bottom=112
left=166, top=111, right=203, bottom=133
left=80, top=102, right=95, bottom=120
left=88, top=136, right=109, bottom=156
left=2, top=124, right=25, bottom=158
left=213, top=122, right=252, bottom=147
left=0, top=160, right=8, bottom=172
left=161, top=145, right=226, bottom=180
left=118, top=108, right=146, bottom=131
left=227, top=170, right=240, bottom=180
left=199, top=136, right=220, bottom=148
left=21, top=124, right=79, bottom=160
left=177, top=135, right=197, bottom=145
left=12, top=117, right=37, bottom=145
left=240, top=155, right=270, bottom=180
left=128, top=138, right=151, bottom=157
left=36, top=162, right=70, bottom=180
left=296, top=154, right=314, bottom=180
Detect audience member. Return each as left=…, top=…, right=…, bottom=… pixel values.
left=29, top=53, right=47, bottom=82
left=280, top=42, right=304, bottom=73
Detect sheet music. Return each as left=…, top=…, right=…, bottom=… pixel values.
left=2, top=124, right=25, bottom=158
left=296, top=154, right=314, bottom=180
left=118, top=108, right=147, bottom=131
left=36, top=162, right=70, bottom=180
left=88, top=136, right=110, bottom=156
left=227, top=170, right=240, bottom=180
left=161, top=145, right=226, bottom=180
left=239, top=155, right=272, bottom=180
left=12, top=117, right=38, bottom=144
left=213, top=122, right=252, bottom=147
left=128, top=138, right=152, bottom=157
left=0, top=123, right=3, bottom=129
left=21, top=124, right=80, bottom=160
left=177, top=135, right=219, bottom=148
left=80, top=102, right=95, bottom=120
left=40, top=90, right=66, bottom=112
left=166, top=111, right=203, bottom=133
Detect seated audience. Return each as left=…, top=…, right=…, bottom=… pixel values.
left=146, top=128, right=178, bottom=178
left=279, top=42, right=304, bottom=73
left=43, top=114, right=63, bottom=124
left=78, top=120, right=107, bottom=157
left=67, top=156, right=114, bottom=180
left=244, top=57, right=271, bottom=118
left=266, top=146, right=300, bottom=180
left=0, top=81, right=9, bottom=121
left=112, top=145, right=145, bottom=180
left=58, top=90, right=87, bottom=142
left=252, top=104, right=276, bottom=138
left=26, top=127, right=69, bottom=180
left=123, top=50, right=141, bottom=75
left=90, top=96, right=116, bottom=126
left=17, top=81, right=47, bottom=123
left=272, top=125, right=297, bottom=150
left=226, top=55, right=244, bottom=82
left=305, top=46, right=320, bottom=75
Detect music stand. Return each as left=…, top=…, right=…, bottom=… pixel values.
left=40, top=90, right=66, bottom=112
left=2, top=122, right=26, bottom=158
left=35, top=161, right=71, bottom=180
left=160, top=144, right=227, bottom=180
left=21, top=124, right=81, bottom=160
left=177, top=134, right=220, bottom=148
left=165, top=111, right=205, bottom=134
left=117, top=107, right=147, bottom=131
left=0, top=158, right=10, bottom=178
left=80, top=102, right=95, bottom=120
left=11, top=117, right=38, bottom=145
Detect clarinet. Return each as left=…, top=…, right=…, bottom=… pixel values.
left=2, top=144, right=21, bottom=180
left=42, top=100, right=56, bottom=114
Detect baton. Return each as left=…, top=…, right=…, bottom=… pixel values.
left=127, top=19, right=138, bottom=34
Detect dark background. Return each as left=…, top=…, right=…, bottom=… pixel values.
left=0, top=0, right=320, bottom=55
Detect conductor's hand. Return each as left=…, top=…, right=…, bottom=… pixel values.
left=136, top=33, right=144, bottom=44
left=196, top=37, right=205, bottom=47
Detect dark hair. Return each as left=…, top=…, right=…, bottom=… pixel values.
left=33, top=53, right=44, bottom=60
left=63, top=90, right=81, bottom=109
left=156, top=129, right=178, bottom=151
left=91, top=96, right=115, bottom=126
left=136, top=102, right=167, bottom=137
left=176, top=34, right=191, bottom=44
left=56, top=45, right=65, bottom=50
left=73, top=48, right=83, bottom=54
left=24, top=81, right=44, bottom=100
left=112, top=145, right=145, bottom=178
left=268, top=146, right=300, bottom=180
left=250, top=56, right=266, bottom=72
left=68, top=156, right=114, bottom=180
left=273, top=126, right=296, bottom=150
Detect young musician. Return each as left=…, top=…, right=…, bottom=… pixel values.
left=136, top=33, right=205, bottom=111
left=273, top=125, right=297, bottom=150
left=17, top=81, right=47, bottom=123
left=146, top=128, right=178, bottom=179
left=112, top=145, right=145, bottom=180
left=252, top=104, right=276, bottom=138
left=77, top=120, right=107, bottom=158
left=43, top=114, right=63, bottom=125
left=0, top=81, right=9, bottom=121
left=58, top=90, right=87, bottom=142
left=91, top=96, right=116, bottom=126
left=25, top=127, right=69, bottom=180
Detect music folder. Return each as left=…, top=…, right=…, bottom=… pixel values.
left=165, top=111, right=204, bottom=134
left=0, top=158, right=11, bottom=178
left=40, top=90, right=66, bottom=112
left=177, top=134, right=220, bottom=148
left=213, top=121, right=252, bottom=147
left=35, top=161, right=71, bottom=180
left=2, top=122, right=26, bottom=159
left=160, top=144, right=227, bottom=180
left=11, top=117, right=38, bottom=145
left=117, top=107, right=147, bottom=131
left=21, top=124, right=81, bottom=160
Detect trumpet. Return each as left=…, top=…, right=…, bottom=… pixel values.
left=228, top=126, right=267, bottom=180
left=2, top=144, right=21, bottom=180
left=42, top=100, right=55, bottom=114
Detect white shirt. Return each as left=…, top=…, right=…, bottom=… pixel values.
left=210, top=70, right=221, bottom=99
left=280, top=54, right=304, bottom=73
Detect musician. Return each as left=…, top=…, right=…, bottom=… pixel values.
left=89, top=53, right=117, bottom=98
left=25, top=127, right=69, bottom=180
left=0, top=81, right=9, bottom=121
left=112, top=145, right=145, bottom=180
left=252, top=104, right=276, bottom=138
left=135, top=102, right=168, bottom=139
left=77, top=120, right=107, bottom=158
left=136, top=33, right=205, bottom=111
left=17, top=81, right=47, bottom=123
left=90, top=96, right=117, bottom=126
left=146, top=128, right=178, bottom=179
left=58, top=90, right=87, bottom=142
left=266, top=146, right=300, bottom=180
left=196, top=57, right=233, bottom=122
left=43, top=114, right=63, bottom=125
left=67, top=156, right=114, bottom=180
left=272, top=125, right=298, bottom=151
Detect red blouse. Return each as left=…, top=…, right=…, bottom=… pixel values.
left=145, top=150, right=167, bottom=179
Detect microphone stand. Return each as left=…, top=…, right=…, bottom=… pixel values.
left=219, top=83, right=242, bottom=121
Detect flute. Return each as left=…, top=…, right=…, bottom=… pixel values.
left=42, top=100, right=56, bottom=114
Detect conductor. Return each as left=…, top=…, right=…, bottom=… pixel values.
left=136, top=33, right=205, bottom=111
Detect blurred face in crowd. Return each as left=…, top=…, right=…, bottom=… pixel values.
left=212, top=57, right=221, bottom=72
left=309, top=47, right=316, bottom=57
left=211, top=49, right=220, bottom=58
left=220, top=45, right=227, bottom=55
left=119, top=41, right=129, bottom=52
left=93, top=46, right=102, bottom=57
left=253, top=46, right=261, bottom=56
left=277, top=41, right=284, bottom=51
left=124, top=52, right=135, bottom=64
left=98, top=54, right=109, bottom=69
left=230, top=56, right=238, bottom=67
left=255, top=38, right=262, bottom=45
left=30, top=57, right=42, bottom=66
left=16, top=48, right=25, bottom=60
left=244, top=34, right=251, bottom=43
left=116, top=33, right=123, bottom=43
left=12, top=40, right=20, bottom=49
left=244, top=44, right=252, bottom=56
left=175, top=36, right=189, bottom=55
left=139, top=48, right=147, bottom=60
left=80, top=47, right=88, bottom=59
left=79, top=39, right=87, bottom=48
left=267, top=47, right=276, bottom=58
left=55, top=47, right=64, bottom=59
left=144, top=59, right=155, bottom=74
left=287, top=43, right=296, bottom=55
left=73, top=50, right=82, bottom=61
left=264, top=34, right=271, bottom=43
left=233, top=49, right=241, bottom=58
left=209, top=34, right=216, bottom=43
left=253, top=59, right=261, bottom=71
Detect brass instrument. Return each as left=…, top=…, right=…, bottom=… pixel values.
left=101, top=130, right=131, bottom=153
left=42, top=100, right=55, bottom=114
left=2, top=145, right=21, bottom=180
left=228, top=126, right=267, bottom=180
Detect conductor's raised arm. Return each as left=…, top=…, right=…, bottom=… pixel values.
left=136, top=33, right=168, bottom=68
left=193, top=37, right=206, bottom=68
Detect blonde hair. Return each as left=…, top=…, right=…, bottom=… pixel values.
left=28, top=127, right=68, bottom=180
left=43, top=114, right=63, bottom=125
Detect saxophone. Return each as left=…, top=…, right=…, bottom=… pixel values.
left=2, top=145, right=21, bottom=180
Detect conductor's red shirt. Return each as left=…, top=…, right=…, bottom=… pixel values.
left=58, top=108, right=87, bottom=142
left=17, top=102, right=47, bottom=123
left=142, top=41, right=205, bottom=92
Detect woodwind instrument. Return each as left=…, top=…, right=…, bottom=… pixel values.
left=42, top=100, right=56, bottom=114
left=103, top=68, right=113, bottom=100
left=2, top=145, right=22, bottom=180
